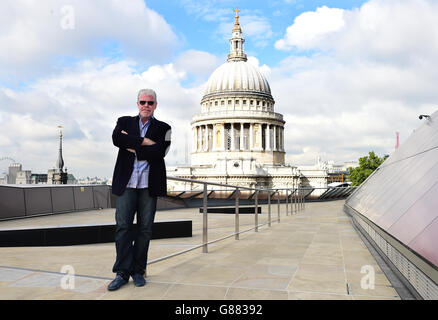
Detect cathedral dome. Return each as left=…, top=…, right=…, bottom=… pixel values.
left=204, top=60, right=271, bottom=97
left=190, top=9, right=286, bottom=170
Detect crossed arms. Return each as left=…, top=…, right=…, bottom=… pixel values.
left=112, top=117, right=171, bottom=161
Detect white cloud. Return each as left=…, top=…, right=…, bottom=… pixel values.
left=0, top=0, right=178, bottom=81
left=247, top=56, right=271, bottom=78
left=275, top=0, right=438, bottom=64
left=0, top=59, right=202, bottom=178
left=2, top=0, right=438, bottom=180
left=174, top=50, right=222, bottom=78
left=217, top=14, right=273, bottom=48
left=272, top=0, right=438, bottom=165
left=275, top=6, right=345, bottom=50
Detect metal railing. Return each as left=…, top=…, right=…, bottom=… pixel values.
left=147, top=177, right=307, bottom=265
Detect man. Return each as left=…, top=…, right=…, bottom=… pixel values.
left=108, top=88, right=171, bottom=291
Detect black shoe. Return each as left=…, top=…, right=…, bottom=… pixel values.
left=107, top=275, right=128, bottom=291
left=132, top=274, right=146, bottom=287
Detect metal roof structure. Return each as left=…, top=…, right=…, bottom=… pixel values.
left=345, top=110, right=438, bottom=299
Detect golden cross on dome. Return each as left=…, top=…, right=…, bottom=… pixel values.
left=234, top=8, right=240, bottom=16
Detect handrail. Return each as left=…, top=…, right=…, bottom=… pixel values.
left=147, top=176, right=310, bottom=265
left=148, top=177, right=356, bottom=265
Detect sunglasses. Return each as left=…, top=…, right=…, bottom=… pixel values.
left=139, top=100, right=155, bottom=106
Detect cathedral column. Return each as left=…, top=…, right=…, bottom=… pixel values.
left=208, top=125, right=213, bottom=151
left=280, top=127, right=284, bottom=151
left=195, top=126, right=199, bottom=152
left=192, top=127, right=196, bottom=152
left=230, top=123, right=235, bottom=150
left=204, top=125, right=209, bottom=151
left=213, top=124, right=220, bottom=151
left=198, top=126, right=202, bottom=152
left=249, top=123, right=254, bottom=150
left=200, top=125, right=204, bottom=151
left=258, top=124, right=263, bottom=151
left=240, top=123, right=244, bottom=150
left=253, top=123, right=262, bottom=151
left=278, top=126, right=281, bottom=151
left=273, top=125, right=277, bottom=151
left=222, top=123, right=227, bottom=151
left=266, top=124, right=271, bottom=151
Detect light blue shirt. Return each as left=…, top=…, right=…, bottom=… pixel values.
left=126, top=117, right=151, bottom=189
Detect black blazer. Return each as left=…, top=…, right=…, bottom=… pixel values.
left=111, top=115, right=171, bottom=197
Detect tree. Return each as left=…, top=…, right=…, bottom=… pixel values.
left=348, top=151, right=388, bottom=186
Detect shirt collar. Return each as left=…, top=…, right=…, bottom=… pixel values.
left=139, top=115, right=154, bottom=128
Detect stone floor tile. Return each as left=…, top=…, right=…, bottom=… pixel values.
left=288, top=291, right=352, bottom=300
left=288, top=278, right=348, bottom=295
left=348, top=283, right=399, bottom=298
left=225, top=287, right=288, bottom=300
left=161, top=284, right=227, bottom=300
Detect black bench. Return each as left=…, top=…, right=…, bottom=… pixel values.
left=199, top=207, right=261, bottom=214
left=0, top=220, right=192, bottom=247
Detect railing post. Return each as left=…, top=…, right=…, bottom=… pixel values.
left=285, top=189, right=289, bottom=216
left=235, top=187, right=239, bottom=240
left=255, top=190, right=259, bottom=232
left=291, top=186, right=294, bottom=214
left=277, top=190, right=281, bottom=223
left=268, top=190, right=271, bottom=227
left=202, top=183, right=208, bottom=253
left=295, top=188, right=298, bottom=213
left=298, top=190, right=301, bottom=211
left=303, top=192, right=305, bottom=210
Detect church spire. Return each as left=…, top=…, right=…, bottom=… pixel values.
left=56, top=125, right=64, bottom=172
left=227, top=8, right=247, bottom=62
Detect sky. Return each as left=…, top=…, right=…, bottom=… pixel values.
left=1, top=0, right=437, bottom=179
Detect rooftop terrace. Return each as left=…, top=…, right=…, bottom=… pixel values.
left=0, top=200, right=402, bottom=300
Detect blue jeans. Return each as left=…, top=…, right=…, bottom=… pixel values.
left=112, top=188, right=157, bottom=279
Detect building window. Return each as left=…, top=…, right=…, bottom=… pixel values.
left=235, top=100, right=239, bottom=105
left=262, top=124, right=266, bottom=150
left=208, top=125, right=213, bottom=151
left=221, top=100, right=224, bottom=105
left=243, top=100, right=246, bottom=105
left=225, top=124, right=231, bottom=150
left=215, top=101, right=218, bottom=106
left=270, top=126, right=274, bottom=149
left=234, top=124, right=240, bottom=150
left=250, top=100, right=253, bottom=105
left=243, top=124, right=250, bottom=150
left=228, top=100, right=232, bottom=105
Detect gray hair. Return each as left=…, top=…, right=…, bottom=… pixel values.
left=137, top=88, right=157, bottom=102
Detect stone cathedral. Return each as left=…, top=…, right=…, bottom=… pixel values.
left=167, top=10, right=328, bottom=193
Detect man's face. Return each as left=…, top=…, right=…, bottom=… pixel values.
left=137, top=94, right=157, bottom=120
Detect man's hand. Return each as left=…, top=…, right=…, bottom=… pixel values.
left=142, top=138, right=156, bottom=146
left=121, top=131, right=136, bottom=154
left=121, top=129, right=154, bottom=149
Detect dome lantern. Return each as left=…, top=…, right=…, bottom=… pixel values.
left=227, top=8, right=247, bottom=62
